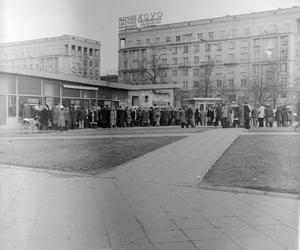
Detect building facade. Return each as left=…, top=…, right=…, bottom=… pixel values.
left=0, top=35, right=101, bottom=80
left=118, top=7, right=300, bottom=105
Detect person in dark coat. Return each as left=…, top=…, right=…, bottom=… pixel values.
left=186, top=106, right=194, bottom=128
left=244, top=103, right=251, bottom=129
left=131, top=108, right=136, bottom=127
left=100, top=106, right=107, bottom=128
left=264, top=104, right=274, bottom=128
left=179, top=108, right=187, bottom=128
left=215, top=105, right=222, bottom=127
left=40, top=105, right=50, bottom=130
left=51, top=104, right=60, bottom=130
left=69, top=105, right=77, bottom=129
left=282, top=105, right=288, bottom=127
left=64, top=107, right=71, bottom=130
left=195, top=108, right=200, bottom=126
left=142, top=108, right=150, bottom=127
left=275, top=106, right=282, bottom=127
left=119, top=106, right=126, bottom=127
left=78, top=106, right=86, bottom=129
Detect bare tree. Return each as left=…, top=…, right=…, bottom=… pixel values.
left=135, top=49, right=167, bottom=85
left=251, top=62, right=286, bottom=107
left=71, top=56, right=89, bottom=78
left=191, top=61, right=214, bottom=97
left=264, top=63, right=286, bottom=108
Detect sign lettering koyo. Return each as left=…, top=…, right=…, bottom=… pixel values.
left=119, top=11, right=163, bottom=30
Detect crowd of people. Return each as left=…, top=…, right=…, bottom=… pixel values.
left=21, top=102, right=298, bottom=131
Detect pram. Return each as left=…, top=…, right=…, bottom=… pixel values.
left=23, top=116, right=40, bottom=133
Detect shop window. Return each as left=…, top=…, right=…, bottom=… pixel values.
left=18, top=96, right=42, bottom=117
left=63, top=88, right=80, bottom=97
left=82, top=90, right=96, bottom=98
left=8, top=95, right=16, bottom=117
left=0, top=75, right=16, bottom=94
left=18, top=76, right=41, bottom=95
left=44, top=80, right=60, bottom=96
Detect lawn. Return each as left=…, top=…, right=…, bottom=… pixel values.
left=202, top=135, right=300, bottom=194
left=0, top=136, right=184, bottom=174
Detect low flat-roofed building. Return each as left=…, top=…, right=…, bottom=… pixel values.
left=0, top=66, right=181, bottom=128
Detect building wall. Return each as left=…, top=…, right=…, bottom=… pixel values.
left=128, top=89, right=174, bottom=107
left=118, top=7, right=300, bottom=104
left=0, top=35, right=101, bottom=80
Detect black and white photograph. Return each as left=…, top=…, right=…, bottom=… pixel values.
left=0, top=0, right=300, bottom=249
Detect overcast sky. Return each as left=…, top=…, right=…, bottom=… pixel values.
left=0, top=0, right=299, bottom=74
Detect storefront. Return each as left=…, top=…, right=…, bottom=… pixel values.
left=0, top=69, right=181, bottom=128
left=0, top=72, right=129, bottom=128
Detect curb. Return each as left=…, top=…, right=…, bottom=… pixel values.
left=0, top=163, right=95, bottom=178
left=197, top=183, right=300, bottom=200
left=195, top=130, right=244, bottom=185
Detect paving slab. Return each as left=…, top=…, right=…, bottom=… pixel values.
left=0, top=128, right=298, bottom=250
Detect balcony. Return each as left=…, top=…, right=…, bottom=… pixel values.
left=178, top=62, right=192, bottom=68
left=223, top=61, right=238, bottom=66
left=200, top=60, right=214, bottom=66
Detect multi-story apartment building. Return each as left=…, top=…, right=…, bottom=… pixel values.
left=0, top=35, right=101, bottom=80
left=118, top=7, right=300, bottom=105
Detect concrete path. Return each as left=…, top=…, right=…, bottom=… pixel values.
left=0, top=128, right=299, bottom=250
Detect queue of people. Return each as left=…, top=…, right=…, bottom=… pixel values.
left=21, top=102, right=298, bottom=131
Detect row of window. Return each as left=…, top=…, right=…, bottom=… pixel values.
left=67, top=44, right=100, bottom=57
left=178, top=77, right=290, bottom=90
left=0, top=49, right=63, bottom=60
left=122, top=21, right=297, bottom=48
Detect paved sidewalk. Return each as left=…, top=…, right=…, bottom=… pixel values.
left=0, top=128, right=299, bottom=250
left=101, top=128, right=243, bottom=186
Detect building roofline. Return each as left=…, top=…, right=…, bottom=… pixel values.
left=0, top=66, right=182, bottom=90
left=0, top=35, right=101, bottom=47
left=119, top=6, right=300, bottom=35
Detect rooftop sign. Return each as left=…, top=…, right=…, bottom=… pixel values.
left=119, top=11, right=163, bottom=30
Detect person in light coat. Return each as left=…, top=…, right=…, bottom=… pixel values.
left=110, top=106, right=117, bottom=128
left=58, top=105, right=66, bottom=132
left=257, top=104, right=265, bottom=127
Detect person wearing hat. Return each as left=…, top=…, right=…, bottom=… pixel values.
left=257, top=104, right=265, bottom=127
left=282, top=105, right=288, bottom=127
left=265, top=104, right=273, bottom=128
left=58, top=105, right=66, bottom=132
